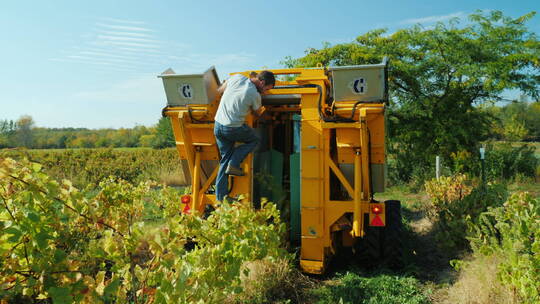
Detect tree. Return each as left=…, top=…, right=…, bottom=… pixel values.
left=16, top=115, right=35, bottom=148
left=284, top=10, right=540, bottom=181
left=487, top=100, right=540, bottom=141
left=0, top=119, right=17, bottom=148
left=504, top=114, right=529, bottom=141
left=527, top=102, right=540, bottom=140
left=139, top=134, right=156, bottom=147
left=152, top=117, right=175, bottom=149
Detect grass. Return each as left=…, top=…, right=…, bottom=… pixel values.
left=438, top=253, right=519, bottom=304
left=374, top=185, right=429, bottom=210
left=521, top=141, right=540, bottom=158
left=158, top=169, right=187, bottom=186
left=231, top=259, right=314, bottom=304
left=508, top=179, right=540, bottom=197
left=311, top=269, right=430, bottom=304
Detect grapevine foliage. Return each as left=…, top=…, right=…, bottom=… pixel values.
left=469, top=192, right=540, bottom=303
left=0, top=157, right=287, bottom=303
left=425, top=174, right=507, bottom=250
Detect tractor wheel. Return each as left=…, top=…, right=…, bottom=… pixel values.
left=382, top=200, right=403, bottom=269
left=354, top=214, right=382, bottom=265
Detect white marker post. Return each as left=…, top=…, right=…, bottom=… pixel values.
left=436, top=156, right=440, bottom=179
left=480, top=146, right=486, bottom=186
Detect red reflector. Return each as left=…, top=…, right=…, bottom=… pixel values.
left=182, top=203, right=191, bottom=214
left=371, top=205, right=382, bottom=214
left=371, top=215, right=384, bottom=226
left=181, top=195, right=191, bottom=204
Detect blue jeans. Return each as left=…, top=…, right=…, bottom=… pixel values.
left=214, top=122, right=259, bottom=201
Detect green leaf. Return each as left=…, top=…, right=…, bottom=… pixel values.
left=48, top=287, right=72, bottom=304
left=4, top=226, right=22, bottom=242
left=27, top=211, right=40, bottom=223
left=35, top=231, right=51, bottom=248
left=103, top=278, right=121, bottom=300
left=53, top=249, right=67, bottom=264
left=31, top=163, right=42, bottom=172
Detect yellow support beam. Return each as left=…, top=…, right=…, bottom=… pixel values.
left=360, top=109, right=371, bottom=201
left=177, top=112, right=195, bottom=175
left=192, top=150, right=201, bottom=213
left=352, top=150, right=363, bottom=237
left=326, top=155, right=354, bottom=198
left=199, top=165, right=219, bottom=205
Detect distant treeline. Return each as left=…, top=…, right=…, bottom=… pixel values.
left=0, top=116, right=175, bottom=149
left=2, top=101, right=539, bottom=150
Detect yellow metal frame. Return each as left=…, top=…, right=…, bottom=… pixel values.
left=163, top=66, right=387, bottom=274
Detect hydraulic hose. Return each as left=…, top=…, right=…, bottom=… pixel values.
left=188, top=106, right=213, bottom=124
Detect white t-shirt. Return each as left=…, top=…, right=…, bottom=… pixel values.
left=214, top=74, right=261, bottom=127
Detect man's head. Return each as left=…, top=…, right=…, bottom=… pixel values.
left=252, top=70, right=275, bottom=94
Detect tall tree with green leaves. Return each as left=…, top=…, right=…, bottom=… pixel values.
left=0, top=119, right=17, bottom=148
left=16, top=115, right=35, bottom=148
left=152, top=117, right=175, bottom=149
left=284, top=10, right=540, bottom=182
left=495, top=100, right=540, bottom=141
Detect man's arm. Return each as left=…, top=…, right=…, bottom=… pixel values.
left=216, top=80, right=227, bottom=99
left=252, top=106, right=266, bottom=119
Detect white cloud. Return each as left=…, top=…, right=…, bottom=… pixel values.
left=96, top=35, right=159, bottom=44
left=52, top=57, right=139, bottom=71
left=95, top=22, right=153, bottom=32
left=79, top=50, right=137, bottom=60
left=112, top=46, right=164, bottom=54
left=97, top=30, right=153, bottom=38
left=94, top=40, right=161, bottom=49
left=67, top=54, right=135, bottom=64
left=400, top=12, right=465, bottom=25
left=49, top=17, right=256, bottom=79
left=72, top=74, right=164, bottom=104
left=100, top=17, right=147, bottom=25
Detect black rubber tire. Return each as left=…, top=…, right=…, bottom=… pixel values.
left=364, top=213, right=383, bottom=261
left=354, top=214, right=382, bottom=265
left=382, top=200, right=404, bottom=269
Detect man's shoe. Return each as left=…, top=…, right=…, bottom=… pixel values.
left=225, top=165, right=245, bottom=176
left=223, top=195, right=240, bottom=203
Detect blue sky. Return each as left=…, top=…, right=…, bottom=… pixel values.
left=1, top=1, right=538, bottom=129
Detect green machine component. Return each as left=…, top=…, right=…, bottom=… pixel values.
left=257, top=150, right=284, bottom=202
left=252, top=122, right=284, bottom=208
left=290, top=114, right=301, bottom=242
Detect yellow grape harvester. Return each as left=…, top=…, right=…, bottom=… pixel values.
left=158, top=58, right=403, bottom=274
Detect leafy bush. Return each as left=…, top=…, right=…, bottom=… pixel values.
left=386, top=156, right=443, bottom=192
left=468, top=192, right=540, bottom=303
left=0, top=157, right=288, bottom=303
left=425, top=174, right=507, bottom=250
left=450, top=143, right=539, bottom=181
left=312, top=272, right=429, bottom=304
left=485, top=143, right=538, bottom=180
